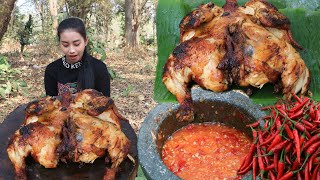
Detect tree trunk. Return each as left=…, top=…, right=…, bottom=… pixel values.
left=49, top=0, right=58, bottom=34
left=125, top=0, right=135, bottom=47
left=125, top=0, right=147, bottom=48
left=33, top=0, right=46, bottom=33
left=0, top=0, right=16, bottom=42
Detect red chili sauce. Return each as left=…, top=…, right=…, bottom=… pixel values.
left=161, top=123, right=251, bottom=180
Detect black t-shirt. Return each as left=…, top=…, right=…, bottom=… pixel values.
left=44, top=56, right=110, bottom=97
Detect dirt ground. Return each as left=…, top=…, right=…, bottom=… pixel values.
left=0, top=44, right=157, bottom=133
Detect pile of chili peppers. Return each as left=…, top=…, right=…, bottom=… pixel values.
left=237, top=94, right=320, bottom=180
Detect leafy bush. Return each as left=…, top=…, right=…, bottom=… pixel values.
left=87, top=27, right=107, bottom=61
left=0, top=55, right=27, bottom=98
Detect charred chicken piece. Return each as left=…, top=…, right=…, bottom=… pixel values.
left=239, top=0, right=303, bottom=49
left=59, top=111, right=130, bottom=179
left=7, top=89, right=131, bottom=180
left=58, top=89, right=130, bottom=180
left=70, top=89, right=123, bottom=127
left=163, top=0, right=310, bottom=121
left=7, top=96, right=69, bottom=180
left=179, top=2, right=224, bottom=42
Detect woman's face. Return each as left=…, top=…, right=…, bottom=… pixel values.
left=59, top=29, right=88, bottom=64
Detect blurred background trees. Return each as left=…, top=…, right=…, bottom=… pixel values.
left=0, top=0, right=157, bottom=53
left=0, top=0, right=157, bottom=98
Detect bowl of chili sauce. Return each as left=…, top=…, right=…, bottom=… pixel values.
left=138, top=87, right=265, bottom=179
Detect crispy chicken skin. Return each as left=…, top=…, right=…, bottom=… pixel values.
left=7, top=89, right=130, bottom=180
left=163, top=0, right=310, bottom=121
left=58, top=89, right=130, bottom=179
left=7, top=97, right=69, bottom=180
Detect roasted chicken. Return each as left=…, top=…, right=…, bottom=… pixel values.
left=58, top=89, right=130, bottom=180
left=7, top=89, right=130, bottom=180
left=7, top=96, right=69, bottom=180
left=163, top=0, right=310, bottom=121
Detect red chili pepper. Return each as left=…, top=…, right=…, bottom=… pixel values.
left=302, top=119, right=315, bottom=129
left=293, top=129, right=301, bottom=163
left=285, top=154, right=292, bottom=165
left=267, top=134, right=282, bottom=152
left=269, top=170, right=276, bottom=180
left=308, top=147, right=320, bottom=171
left=274, top=151, right=279, bottom=171
left=285, top=141, right=293, bottom=152
left=316, top=109, right=320, bottom=122
left=312, top=164, right=320, bottom=180
left=300, top=133, right=306, bottom=148
left=260, top=130, right=281, bottom=146
left=277, top=108, right=288, bottom=118
left=252, top=156, right=257, bottom=180
left=263, top=115, right=272, bottom=120
left=277, top=150, right=285, bottom=179
left=265, top=163, right=275, bottom=171
left=310, top=105, right=316, bottom=120
left=305, top=166, right=310, bottom=180
left=267, top=140, right=289, bottom=154
left=257, top=146, right=265, bottom=177
left=278, top=170, right=299, bottom=180
left=284, top=124, right=294, bottom=139
left=297, top=171, right=303, bottom=180
left=292, top=92, right=303, bottom=103
left=258, top=129, right=264, bottom=145
left=275, top=116, right=282, bottom=130
left=303, top=134, right=320, bottom=151
left=246, top=120, right=260, bottom=128
left=313, top=156, right=320, bottom=164
left=289, top=109, right=303, bottom=119
left=238, top=144, right=255, bottom=172
left=289, top=97, right=310, bottom=113
left=252, top=129, right=258, bottom=142
left=264, top=119, right=269, bottom=130
left=291, top=121, right=311, bottom=138
left=306, top=141, right=320, bottom=156
left=237, top=161, right=253, bottom=175
left=301, top=141, right=320, bottom=170
left=292, top=158, right=300, bottom=170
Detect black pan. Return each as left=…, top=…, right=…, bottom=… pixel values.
left=0, top=104, right=138, bottom=180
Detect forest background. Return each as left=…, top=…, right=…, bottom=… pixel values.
left=0, top=0, right=158, bottom=132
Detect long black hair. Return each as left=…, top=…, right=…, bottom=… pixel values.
left=57, top=17, right=95, bottom=90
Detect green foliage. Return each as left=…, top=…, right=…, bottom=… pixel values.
left=140, top=35, right=155, bottom=46
left=18, top=14, right=33, bottom=52
left=154, top=0, right=320, bottom=105
left=108, top=68, right=117, bottom=79
left=135, top=165, right=147, bottom=180
left=0, top=55, right=27, bottom=98
left=87, top=27, right=107, bottom=61
left=122, top=84, right=134, bottom=96
left=4, top=9, right=24, bottom=41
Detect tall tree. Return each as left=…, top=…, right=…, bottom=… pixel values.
left=49, top=0, right=58, bottom=34
left=124, top=0, right=147, bottom=48
left=33, top=0, right=48, bottom=33
left=0, top=0, right=17, bottom=42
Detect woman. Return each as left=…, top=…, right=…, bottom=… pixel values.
left=44, top=17, right=110, bottom=97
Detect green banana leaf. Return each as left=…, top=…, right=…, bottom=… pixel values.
left=154, top=0, right=320, bottom=106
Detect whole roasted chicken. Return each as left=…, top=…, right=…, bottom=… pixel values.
left=162, top=0, right=310, bottom=121
left=7, top=89, right=130, bottom=180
